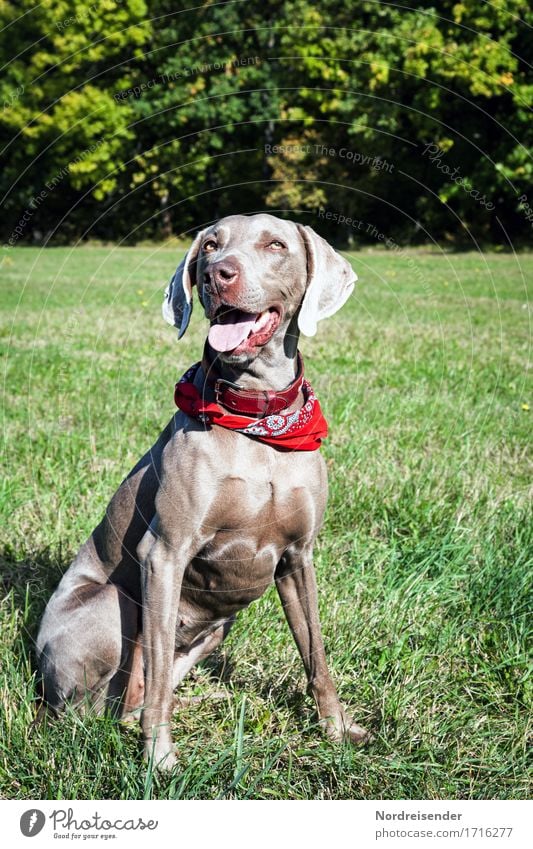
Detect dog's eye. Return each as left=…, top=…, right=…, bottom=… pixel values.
left=267, top=240, right=286, bottom=251
left=203, top=240, right=217, bottom=252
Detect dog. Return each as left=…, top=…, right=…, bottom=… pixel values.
left=36, top=213, right=370, bottom=769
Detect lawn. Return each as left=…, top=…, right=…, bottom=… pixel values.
left=0, top=244, right=531, bottom=800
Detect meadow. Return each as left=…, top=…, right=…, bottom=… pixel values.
left=0, top=245, right=531, bottom=800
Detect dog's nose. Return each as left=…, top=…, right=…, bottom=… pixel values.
left=211, top=260, right=239, bottom=288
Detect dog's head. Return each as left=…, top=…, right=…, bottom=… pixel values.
left=163, top=213, right=356, bottom=363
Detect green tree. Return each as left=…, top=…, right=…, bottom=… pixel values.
left=0, top=0, right=150, bottom=242
left=0, top=0, right=531, bottom=245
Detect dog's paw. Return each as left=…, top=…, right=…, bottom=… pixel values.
left=144, top=739, right=178, bottom=773
left=321, top=712, right=373, bottom=746
left=155, top=750, right=178, bottom=773
left=343, top=719, right=373, bottom=746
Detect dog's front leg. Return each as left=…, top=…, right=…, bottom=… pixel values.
left=140, top=530, right=188, bottom=771
left=275, top=547, right=371, bottom=745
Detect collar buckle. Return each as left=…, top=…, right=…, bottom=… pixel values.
left=207, top=351, right=305, bottom=418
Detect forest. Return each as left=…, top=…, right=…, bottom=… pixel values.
left=1, top=1, right=531, bottom=246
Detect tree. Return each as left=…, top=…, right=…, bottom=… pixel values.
left=0, top=0, right=150, bottom=243
left=0, top=0, right=531, bottom=245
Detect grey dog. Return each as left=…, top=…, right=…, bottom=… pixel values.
left=36, top=213, right=370, bottom=769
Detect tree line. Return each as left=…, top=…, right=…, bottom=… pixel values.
left=1, top=0, right=531, bottom=247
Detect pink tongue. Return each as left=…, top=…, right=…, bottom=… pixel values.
left=208, top=311, right=258, bottom=352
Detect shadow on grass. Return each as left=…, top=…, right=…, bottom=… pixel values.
left=0, top=544, right=68, bottom=660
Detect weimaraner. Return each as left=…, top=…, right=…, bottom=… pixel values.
left=36, top=213, right=370, bottom=769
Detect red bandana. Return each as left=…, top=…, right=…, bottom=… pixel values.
left=174, top=363, right=328, bottom=451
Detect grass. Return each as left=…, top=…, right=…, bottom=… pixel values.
left=0, top=244, right=531, bottom=800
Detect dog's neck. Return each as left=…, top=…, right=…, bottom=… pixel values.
left=202, top=316, right=300, bottom=392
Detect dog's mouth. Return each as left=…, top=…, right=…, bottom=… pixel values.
left=208, top=306, right=281, bottom=354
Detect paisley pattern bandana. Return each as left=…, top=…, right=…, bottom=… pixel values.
left=174, top=363, right=328, bottom=451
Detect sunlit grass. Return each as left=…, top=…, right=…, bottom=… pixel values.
left=0, top=246, right=531, bottom=799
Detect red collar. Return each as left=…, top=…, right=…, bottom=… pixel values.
left=174, top=356, right=328, bottom=452
left=203, top=351, right=305, bottom=418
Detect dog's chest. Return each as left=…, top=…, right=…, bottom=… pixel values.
left=181, top=470, right=318, bottom=613
left=208, top=467, right=316, bottom=543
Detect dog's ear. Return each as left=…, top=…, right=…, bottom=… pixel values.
left=296, top=225, right=357, bottom=337
left=162, top=229, right=206, bottom=338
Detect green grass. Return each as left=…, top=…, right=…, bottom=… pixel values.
left=0, top=245, right=531, bottom=800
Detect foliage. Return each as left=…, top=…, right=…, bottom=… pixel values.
left=0, top=1, right=531, bottom=244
